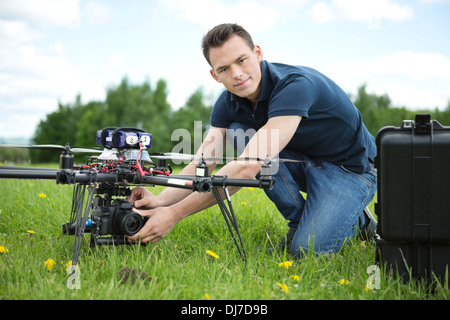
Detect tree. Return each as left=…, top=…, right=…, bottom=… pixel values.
left=32, top=95, right=85, bottom=162
left=171, top=87, right=213, bottom=154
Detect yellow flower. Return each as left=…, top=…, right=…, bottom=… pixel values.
left=27, top=230, right=35, bottom=234
left=240, top=202, right=247, bottom=206
left=359, top=241, right=366, bottom=249
left=365, top=284, right=370, bottom=292
left=44, top=258, right=55, bottom=270
left=0, top=245, right=8, bottom=253
left=277, top=282, right=289, bottom=293
left=289, top=274, right=300, bottom=281
left=278, top=261, right=294, bottom=269
left=65, top=260, right=79, bottom=270
left=38, top=193, right=47, bottom=198
left=339, top=278, right=350, bottom=286
left=206, top=250, right=219, bottom=259
left=204, top=293, right=211, bottom=300
left=248, top=187, right=254, bottom=191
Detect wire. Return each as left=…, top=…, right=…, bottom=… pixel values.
left=136, top=142, right=146, bottom=177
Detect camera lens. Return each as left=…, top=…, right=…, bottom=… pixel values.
left=121, top=213, right=144, bottom=236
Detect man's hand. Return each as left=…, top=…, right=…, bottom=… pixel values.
left=127, top=186, right=158, bottom=210
left=127, top=206, right=178, bottom=244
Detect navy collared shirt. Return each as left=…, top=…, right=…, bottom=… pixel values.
left=210, top=60, right=376, bottom=173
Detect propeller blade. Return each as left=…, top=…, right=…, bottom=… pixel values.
left=149, top=152, right=305, bottom=163
left=0, top=144, right=102, bottom=153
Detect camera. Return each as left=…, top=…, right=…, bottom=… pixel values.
left=63, top=194, right=147, bottom=246
left=91, top=198, right=146, bottom=237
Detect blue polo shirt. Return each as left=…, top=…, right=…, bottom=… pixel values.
left=210, top=60, right=376, bottom=173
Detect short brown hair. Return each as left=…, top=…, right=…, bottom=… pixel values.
left=202, top=23, right=255, bottom=66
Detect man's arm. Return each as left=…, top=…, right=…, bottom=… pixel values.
left=128, top=126, right=227, bottom=209
left=128, top=115, right=301, bottom=244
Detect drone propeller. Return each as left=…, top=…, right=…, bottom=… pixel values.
left=150, top=152, right=305, bottom=163
left=0, top=144, right=102, bottom=154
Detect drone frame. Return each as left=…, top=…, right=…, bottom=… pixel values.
left=0, top=133, right=275, bottom=267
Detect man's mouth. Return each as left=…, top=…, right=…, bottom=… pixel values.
left=235, top=77, right=250, bottom=88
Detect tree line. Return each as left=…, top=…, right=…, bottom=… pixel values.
left=2, top=76, right=450, bottom=163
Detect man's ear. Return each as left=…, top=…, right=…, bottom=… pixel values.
left=210, top=69, right=221, bottom=83
left=254, top=45, right=263, bottom=63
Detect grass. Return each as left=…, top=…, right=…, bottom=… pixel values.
left=0, top=167, right=449, bottom=301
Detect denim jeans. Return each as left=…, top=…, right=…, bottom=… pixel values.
left=226, top=122, right=377, bottom=258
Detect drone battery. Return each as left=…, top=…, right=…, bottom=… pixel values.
left=374, top=114, right=450, bottom=285
left=96, top=130, right=152, bottom=149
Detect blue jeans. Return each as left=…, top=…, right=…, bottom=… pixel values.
left=227, top=122, right=377, bottom=258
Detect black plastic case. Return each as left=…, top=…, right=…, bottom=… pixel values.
left=375, top=114, right=450, bottom=285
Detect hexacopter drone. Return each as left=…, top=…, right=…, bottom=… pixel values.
left=0, top=127, right=276, bottom=267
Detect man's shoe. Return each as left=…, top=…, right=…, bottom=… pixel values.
left=256, top=226, right=297, bottom=253
left=359, top=207, right=377, bottom=240
left=277, top=226, right=297, bottom=251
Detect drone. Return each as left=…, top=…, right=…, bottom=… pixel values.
left=0, top=127, right=276, bottom=267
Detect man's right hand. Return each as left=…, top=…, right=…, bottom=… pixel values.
left=127, top=186, right=158, bottom=210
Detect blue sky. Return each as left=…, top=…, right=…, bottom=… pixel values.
left=1, top=0, right=449, bottom=141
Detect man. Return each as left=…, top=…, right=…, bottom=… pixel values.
left=127, top=23, right=377, bottom=258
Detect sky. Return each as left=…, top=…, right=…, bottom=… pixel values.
left=0, top=0, right=449, bottom=142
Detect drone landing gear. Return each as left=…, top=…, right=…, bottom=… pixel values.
left=212, top=186, right=247, bottom=262
left=64, top=186, right=248, bottom=264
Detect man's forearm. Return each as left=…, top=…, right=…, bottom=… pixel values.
left=154, top=160, right=218, bottom=207
left=170, top=160, right=261, bottom=222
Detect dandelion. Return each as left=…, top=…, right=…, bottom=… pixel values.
left=359, top=241, right=366, bottom=249
left=206, top=250, right=219, bottom=259
left=240, top=202, right=247, bottom=206
left=277, top=282, right=289, bottom=293
left=65, top=260, right=79, bottom=271
left=365, top=284, right=370, bottom=292
left=204, top=293, right=211, bottom=300
left=248, top=187, right=254, bottom=191
left=27, top=230, right=35, bottom=234
left=339, top=278, right=349, bottom=286
left=289, top=274, right=300, bottom=281
left=278, top=261, right=294, bottom=269
left=38, top=193, right=47, bottom=198
left=0, top=245, right=8, bottom=254
left=44, top=258, right=55, bottom=271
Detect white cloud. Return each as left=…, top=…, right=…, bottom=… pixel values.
left=309, top=0, right=414, bottom=24
left=82, top=1, right=111, bottom=26
left=0, top=0, right=81, bottom=29
left=349, top=51, right=450, bottom=81
left=108, top=53, right=124, bottom=66
left=309, top=2, right=336, bottom=23
left=0, top=19, right=43, bottom=46
left=318, top=51, right=450, bottom=109
left=160, top=0, right=281, bottom=32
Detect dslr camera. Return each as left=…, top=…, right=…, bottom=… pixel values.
left=63, top=185, right=148, bottom=246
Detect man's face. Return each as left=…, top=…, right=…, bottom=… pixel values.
left=209, top=35, right=263, bottom=104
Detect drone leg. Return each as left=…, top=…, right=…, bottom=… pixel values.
left=70, top=184, right=95, bottom=266
left=212, top=187, right=247, bottom=262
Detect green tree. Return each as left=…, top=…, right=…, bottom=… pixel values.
left=171, top=87, right=213, bottom=154
left=32, top=95, right=86, bottom=162
left=75, top=101, right=109, bottom=148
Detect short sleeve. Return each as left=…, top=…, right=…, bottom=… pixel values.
left=268, top=76, right=318, bottom=119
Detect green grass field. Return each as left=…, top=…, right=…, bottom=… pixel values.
left=0, top=169, right=448, bottom=301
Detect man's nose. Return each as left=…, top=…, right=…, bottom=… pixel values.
left=231, top=64, right=243, bottom=79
